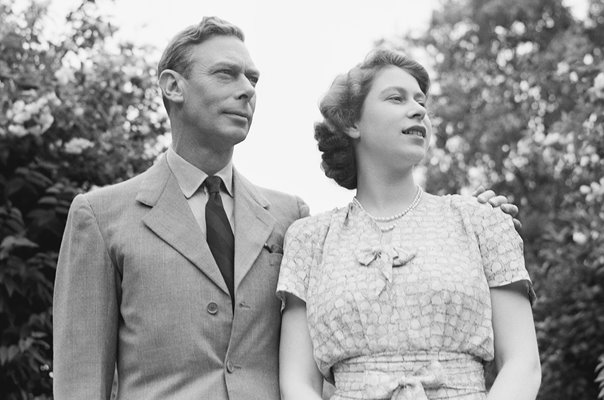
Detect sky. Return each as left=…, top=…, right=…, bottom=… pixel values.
left=41, top=0, right=588, bottom=213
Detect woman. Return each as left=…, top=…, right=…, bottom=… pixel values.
left=277, top=49, right=540, bottom=399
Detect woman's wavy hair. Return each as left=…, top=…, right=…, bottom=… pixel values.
left=157, top=16, right=244, bottom=113
left=314, top=48, right=430, bottom=189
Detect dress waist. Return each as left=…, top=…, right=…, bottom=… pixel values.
left=332, top=351, right=486, bottom=400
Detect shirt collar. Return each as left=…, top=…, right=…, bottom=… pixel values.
left=166, top=147, right=234, bottom=199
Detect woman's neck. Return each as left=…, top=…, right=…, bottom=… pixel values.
left=355, top=166, right=419, bottom=218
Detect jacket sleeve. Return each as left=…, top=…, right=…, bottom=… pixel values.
left=296, top=195, right=310, bottom=219
left=53, top=194, right=119, bottom=400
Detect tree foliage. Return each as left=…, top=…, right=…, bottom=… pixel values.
left=0, top=0, right=169, bottom=397
left=403, top=0, right=604, bottom=398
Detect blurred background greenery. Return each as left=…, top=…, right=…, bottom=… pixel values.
left=1, top=0, right=602, bottom=399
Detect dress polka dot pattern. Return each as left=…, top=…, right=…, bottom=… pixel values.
left=277, top=193, right=534, bottom=399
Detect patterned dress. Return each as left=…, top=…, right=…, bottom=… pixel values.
left=276, top=193, right=535, bottom=400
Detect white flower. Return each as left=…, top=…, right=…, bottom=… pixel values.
left=44, top=92, right=61, bottom=107
left=122, top=81, right=134, bottom=93
left=450, top=21, right=473, bottom=41
left=126, top=106, right=139, bottom=121
left=572, top=232, right=588, bottom=245
left=73, top=107, right=84, bottom=117
left=12, top=100, right=26, bottom=113
left=570, top=71, right=579, bottom=82
left=542, top=132, right=561, bottom=146
left=584, top=54, right=594, bottom=65
left=445, top=136, right=465, bottom=153
left=29, top=125, right=42, bottom=136
left=39, top=112, right=54, bottom=133
left=24, top=101, right=41, bottom=115
left=157, top=132, right=172, bottom=148
left=496, top=49, right=514, bottom=67
left=64, top=137, right=94, bottom=154
left=510, top=21, right=526, bottom=35
left=516, top=42, right=533, bottom=56
left=468, top=166, right=485, bottom=181
left=12, top=110, right=31, bottom=124
left=8, top=124, right=28, bottom=137
left=143, top=132, right=171, bottom=158
left=122, top=65, right=138, bottom=77
left=556, top=62, right=570, bottom=75
left=55, top=65, right=75, bottom=85
left=593, top=72, right=604, bottom=99
left=138, top=124, right=151, bottom=135
left=505, top=171, right=515, bottom=182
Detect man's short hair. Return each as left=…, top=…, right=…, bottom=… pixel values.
left=157, top=16, right=245, bottom=112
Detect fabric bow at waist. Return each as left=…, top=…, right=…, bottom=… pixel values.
left=363, top=360, right=445, bottom=400
left=332, top=352, right=486, bottom=400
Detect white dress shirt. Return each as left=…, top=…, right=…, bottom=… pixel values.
left=166, top=147, right=234, bottom=236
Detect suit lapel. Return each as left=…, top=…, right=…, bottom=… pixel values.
left=137, top=155, right=229, bottom=295
left=233, top=170, right=275, bottom=291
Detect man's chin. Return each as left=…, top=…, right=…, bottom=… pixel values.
left=223, top=129, right=249, bottom=146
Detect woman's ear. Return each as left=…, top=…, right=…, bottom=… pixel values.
left=345, top=124, right=361, bottom=139
left=159, top=69, right=185, bottom=105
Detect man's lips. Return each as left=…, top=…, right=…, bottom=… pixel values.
left=224, top=111, right=251, bottom=121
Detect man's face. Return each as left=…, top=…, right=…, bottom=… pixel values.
left=180, top=35, right=259, bottom=151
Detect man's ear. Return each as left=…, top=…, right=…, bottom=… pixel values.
left=345, top=124, right=361, bottom=139
left=159, top=69, right=185, bottom=105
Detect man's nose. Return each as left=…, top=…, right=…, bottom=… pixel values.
left=236, top=76, right=256, bottom=101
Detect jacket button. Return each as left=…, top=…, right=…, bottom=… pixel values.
left=226, top=360, right=235, bottom=373
left=207, top=302, right=218, bottom=315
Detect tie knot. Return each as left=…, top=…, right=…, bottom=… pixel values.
left=205, top=176, right=223, bottom=194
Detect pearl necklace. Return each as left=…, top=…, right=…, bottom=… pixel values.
left=353, top=186, right=423, bottom=232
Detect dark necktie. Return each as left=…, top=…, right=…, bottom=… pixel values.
left=204, top=176, right=235, bottom=301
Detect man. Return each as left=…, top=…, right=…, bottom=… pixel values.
left=53, top=17, right=307, bottom=400
left=53, top=16, right=518, bottom=400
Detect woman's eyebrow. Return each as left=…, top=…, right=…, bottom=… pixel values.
left=380, top=86, right=426, bottom=101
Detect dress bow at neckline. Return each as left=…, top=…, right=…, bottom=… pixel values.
left=355, top=244, right=416, bottom=295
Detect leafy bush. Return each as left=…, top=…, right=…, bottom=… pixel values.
left=0, top=0, right=169, bottom=397
left=402, top=0, right=604, bottom=398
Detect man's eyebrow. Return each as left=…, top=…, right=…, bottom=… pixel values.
left=210, top=61, right=239, bottom=70
left=210, top=61, right=259, bottom=79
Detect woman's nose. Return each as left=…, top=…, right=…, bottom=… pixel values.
left=408, top=101, right=426, bottom=120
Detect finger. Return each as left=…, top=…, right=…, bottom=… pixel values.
left=513, top=218, right=523, bottom=232
left=472, top=185, right=486, bottom=196
left=487, top=195, right=509, bottom=207
left=476, top=189, right=496, bottom=203
left=500, top=203, right=519, bottom=217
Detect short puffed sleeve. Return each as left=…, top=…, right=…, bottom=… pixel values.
left=467, top=200, right=536, bottom=304
left=276, top=215, right=327, bottom=308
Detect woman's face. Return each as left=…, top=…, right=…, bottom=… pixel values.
left=350, top=65, right=432, bottom=169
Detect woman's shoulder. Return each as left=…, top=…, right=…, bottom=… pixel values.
left=435, top=193, right=518, bottom=237
left=421, top=192, right=513, bottom=229
left=425, top=192, right=494, bottom=214
left=285, top=206, right=347, bottom=242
